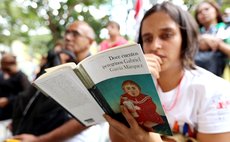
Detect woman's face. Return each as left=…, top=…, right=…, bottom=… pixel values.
left=196, top=2, right=217, bottom=26
left=141, top=11, right=182, bottom=72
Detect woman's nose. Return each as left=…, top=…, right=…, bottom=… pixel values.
left=151, top=38, right=162, bottom=51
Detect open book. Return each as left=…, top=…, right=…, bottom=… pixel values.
left=33, top=43, right=172, bottom=136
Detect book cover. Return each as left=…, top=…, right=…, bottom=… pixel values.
left=95, top=74, right=172, bottom=135
left=33, top=43, right=172, bottom=136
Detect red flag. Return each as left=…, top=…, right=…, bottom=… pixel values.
left=134, top=0, right=143, bottom=19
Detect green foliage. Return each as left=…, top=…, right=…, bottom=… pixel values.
left=220, top=0, right=230, bottom=12
left=184, top=0, right=200, bottom=10
left=0, top=0, right=109, bottom=55
left=71, top=7, right=110, bottom=43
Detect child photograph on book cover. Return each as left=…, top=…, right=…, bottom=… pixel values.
left=95, top=74, right=172, bottom=135
left=120, top=80, right=164, bottom=131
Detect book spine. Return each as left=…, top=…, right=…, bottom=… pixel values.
left=88, top=85, right=115, bottom=115
left=89, top=86, right=130, bottom=127
left=78, top=64, right=95, bottom=88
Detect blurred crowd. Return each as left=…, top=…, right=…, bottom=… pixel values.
left=0, top=0, right=230, bottom=142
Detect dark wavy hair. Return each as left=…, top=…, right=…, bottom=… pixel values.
left=194, top=0, right=223, bottom=28
left=138, top=2, right=199, bottom=69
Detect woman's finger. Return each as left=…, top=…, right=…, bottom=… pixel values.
left=120, top=106, right=139, bottom=129
left=148, top=65, right=160, bottom=78
left=145, top=54, right=162, bottom=67
left=145, top=54, right=162, bottom=78
left=103, top=114, right=129, bottom=136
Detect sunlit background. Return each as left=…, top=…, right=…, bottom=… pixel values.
left=0, top=0, right=229, bottom=81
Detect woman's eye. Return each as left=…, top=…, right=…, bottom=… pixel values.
left=161, top=33, right=173, bottom=39
left=143, top=37, right=152, bottom=43
left=205, top=7, right=209, bottom=11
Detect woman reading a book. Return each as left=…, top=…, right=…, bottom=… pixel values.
left=104, top=2, right=230, bottom=142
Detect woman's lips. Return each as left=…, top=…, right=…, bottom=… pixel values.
left=155, top=53, right=166, bottom=59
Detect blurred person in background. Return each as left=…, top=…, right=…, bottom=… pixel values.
left=223, top=8, right=230, bottom=26
left=194, top=0, right=230, bottom=77
left=222, top=7, right=230, bottom=81
left=99, top=21, right=128, bottom=51
left=64, top=21, right=94, bottom=62
left=35, top=40, right=65, bottom=78
left=11, top=49, right=77, bottom=140
left=11, top=21, right=110, bottom=142
left=0, top=53, right=30, bottom=121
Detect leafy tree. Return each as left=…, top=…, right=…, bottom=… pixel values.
left=0, top=0, right=109, bottom=54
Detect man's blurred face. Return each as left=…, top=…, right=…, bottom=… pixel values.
left=1, top=54, right=17, bottom=75
left=64, top=23, right=91, bottom=54
left=107, top=23, right=120, bottom=37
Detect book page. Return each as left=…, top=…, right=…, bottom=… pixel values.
left=79, top=43, right=149, bottom=85
left=45, top=62, right=77, bottom=73
left=33, top=67, right=105, bottom=126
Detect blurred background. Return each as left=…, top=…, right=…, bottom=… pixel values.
left=0, top=0, right=229, bottom=81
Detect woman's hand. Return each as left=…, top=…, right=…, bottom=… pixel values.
left=12, top=134, right=38, bottom=142
left=104, top=106, right=163, bottom=142
left=144, top=54, right=162, bottom=79
left=199, top=34, right=221, bottom=51
left=0, top=97, right=9, bottom=108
